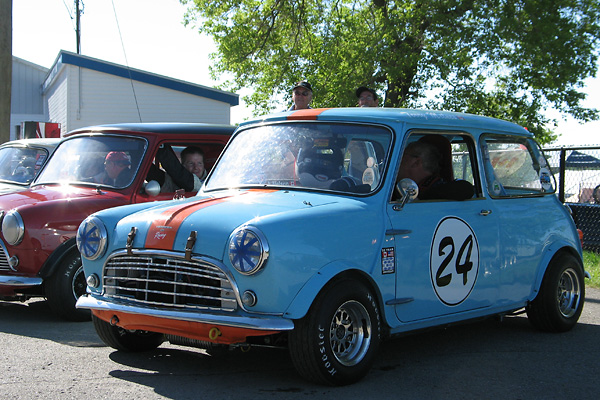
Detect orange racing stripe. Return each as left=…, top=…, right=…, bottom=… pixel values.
left=287, top=108, right=331, bottom=120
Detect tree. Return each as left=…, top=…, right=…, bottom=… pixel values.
left=181, top=0, right=600, bottom=143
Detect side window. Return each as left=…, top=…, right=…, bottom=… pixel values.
left=394, top=133, right=477, bottom=201
left=481, top=136, right=555, bottom=197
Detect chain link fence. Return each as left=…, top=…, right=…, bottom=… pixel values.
left=543, top=145, right=600, bottom=252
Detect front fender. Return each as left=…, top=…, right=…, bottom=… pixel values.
left=38, top=238, right=78, bottom=279
left=282, top=261, right=376, bottom=320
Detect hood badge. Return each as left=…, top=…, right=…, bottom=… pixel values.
left=126, top=227, right=137, bottom=255
left=185, top=231, right=197, bottom=261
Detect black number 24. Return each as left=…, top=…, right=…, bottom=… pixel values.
left=436, top=235, right=474, bottom=287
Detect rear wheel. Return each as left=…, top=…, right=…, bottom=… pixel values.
left=93, top=315, right=165, bottom=352
left=526, top=253, right=585, bottom=332
left=46, top=251, right=90, bottom=321
left=288, top=279, right=381, bottom=386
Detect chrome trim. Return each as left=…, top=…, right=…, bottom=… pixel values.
left=101, top=250, right=243, bottom=313
left=0, top=275, right=43, bottom=287
left=76, top=294, right=294, bottom=331
left=0, top=239, right=13, bottom=272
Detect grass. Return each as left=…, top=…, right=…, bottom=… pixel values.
left=584, top=251, right=600, bottom=289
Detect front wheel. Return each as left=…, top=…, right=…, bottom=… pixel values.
left=526, top=253, right=585, bottom=332
left=288, top=279, right=381, bottom=386
left=46, top=251, right=90, bottom=321
left=93, top=315, right=165, bottom=352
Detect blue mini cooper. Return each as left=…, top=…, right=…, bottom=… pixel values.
left=76, top=108, right=585, bottom=385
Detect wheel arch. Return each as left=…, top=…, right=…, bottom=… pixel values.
left=530, top=244, right=583, bottom=301
left=283, top=262, right=385, bottom=323
left=38, top=237, right=78, bottom=279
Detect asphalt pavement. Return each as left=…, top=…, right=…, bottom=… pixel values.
left=1, top=288, right=599, bottom=399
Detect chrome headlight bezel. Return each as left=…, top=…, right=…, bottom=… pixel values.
left=1, top=210, right=25, bottom=245
left=77, top=216, right=108, bottom=260
left=228, top=226, right=269, bottom=275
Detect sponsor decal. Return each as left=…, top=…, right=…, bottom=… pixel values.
left=381, top=247, right=395, bottom=274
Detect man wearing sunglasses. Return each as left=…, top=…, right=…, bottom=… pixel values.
left=288, top=81, right=313, bottom=111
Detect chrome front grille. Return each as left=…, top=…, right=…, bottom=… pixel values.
left=103, top=254, right=237, bottom=312
left=0, top=240, right=11, bottom=272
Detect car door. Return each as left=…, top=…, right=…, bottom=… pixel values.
left=386, top=133, right=501, bottom=323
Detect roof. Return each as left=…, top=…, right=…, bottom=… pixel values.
left=0, top=137, right=62, bottom=148
left=65, top=122, right=236, bottom=137
left=242, top=108, right=531, bottom=136
left=42, top=50, right=239, bottom=106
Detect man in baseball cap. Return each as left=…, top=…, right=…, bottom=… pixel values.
left=356, top=86, right=379, bottom=107
left=94, top=151, right=132, bottom=186
left=288, top=80, right=313, bottom=111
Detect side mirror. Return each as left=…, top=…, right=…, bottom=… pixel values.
left=144, top=180, right=161, bottom=197
left=396, top=178, right=419, bottom=208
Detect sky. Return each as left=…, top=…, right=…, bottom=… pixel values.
left=11, top=0, right=600, bottom=146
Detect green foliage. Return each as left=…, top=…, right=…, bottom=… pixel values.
left=584, top=250, right=600, bottom=289
left=181, top=0, right=600, bottom=142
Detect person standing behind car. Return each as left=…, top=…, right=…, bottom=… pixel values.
left=288, top=81, right=313, bottom=110
left=356, top=86, right=379, bottom=107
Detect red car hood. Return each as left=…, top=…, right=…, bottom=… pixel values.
left=0, top=184, right=126, bottom=211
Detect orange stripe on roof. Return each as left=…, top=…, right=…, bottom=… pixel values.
left=287, top=108, right=331, bottom=120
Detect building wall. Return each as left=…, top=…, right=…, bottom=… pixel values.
left=47, top=65, right=231, bottom=133
left=9, top=57, right=48, bottom=140
left=44, top=66, right=69, bottom=133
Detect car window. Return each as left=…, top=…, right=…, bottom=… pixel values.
left=35, top=135, right=147, bottom=188
left=481, top=135, right=555, bottom=197
left=205, top=122, right=393, bottom=194
left=0, top=146, right=51, bottom=184
left=393, top=132, right=478, bottom=201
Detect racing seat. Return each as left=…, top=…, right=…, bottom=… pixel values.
left=296, top=142, right=344, bottom=189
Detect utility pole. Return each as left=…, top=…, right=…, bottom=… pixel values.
left=0, top=0, right=12, bottom=143
left=75, top=0, right=81, bottom=53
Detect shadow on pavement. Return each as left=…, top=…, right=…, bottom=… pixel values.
left=0, top=298, right=102, bottom=347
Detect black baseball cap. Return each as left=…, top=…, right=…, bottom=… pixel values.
left=293, top=81, right=313, bottom=92
left=356, top=86, right=377, bottom=99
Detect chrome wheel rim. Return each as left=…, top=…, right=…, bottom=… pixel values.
left=329, top=300, right=371, bottom=366
left=557, top=267, right=581, bottom=318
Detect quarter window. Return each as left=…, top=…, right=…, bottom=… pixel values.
left=481, top=136, right=555, bottom=197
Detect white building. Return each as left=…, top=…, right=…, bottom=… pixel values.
left=10, top=50, right=239, bottom=140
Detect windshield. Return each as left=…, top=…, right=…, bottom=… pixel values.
left=35, top=135, right=147, bottom=188
left=205, top=122, right=393, bottom=194
left=0, top=145, right=51, bottom=185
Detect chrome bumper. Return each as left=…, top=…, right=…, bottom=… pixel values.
left=76, top=294, right=295, bottom=332
left=0, top=275, right=43, bottom=287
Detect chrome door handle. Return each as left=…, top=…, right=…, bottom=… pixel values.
left=480, top=209, right=492, bottom=216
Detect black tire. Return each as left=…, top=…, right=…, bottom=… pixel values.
left=45, top=251, right=91, bottom=321
left=288, top=279, right=381, bottom=386
left=526, top=253, right=585, bottom=332
left=93, top=314, right=165, bottom=352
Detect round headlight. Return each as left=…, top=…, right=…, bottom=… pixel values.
left=77, top=216, right=108, bottom=260
left=2, top=210, right=25, bottom=245
left=228, top=226, right=269, bottom=275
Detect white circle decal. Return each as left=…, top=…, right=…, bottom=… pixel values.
left=430, top=217, right=479, bottom=306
